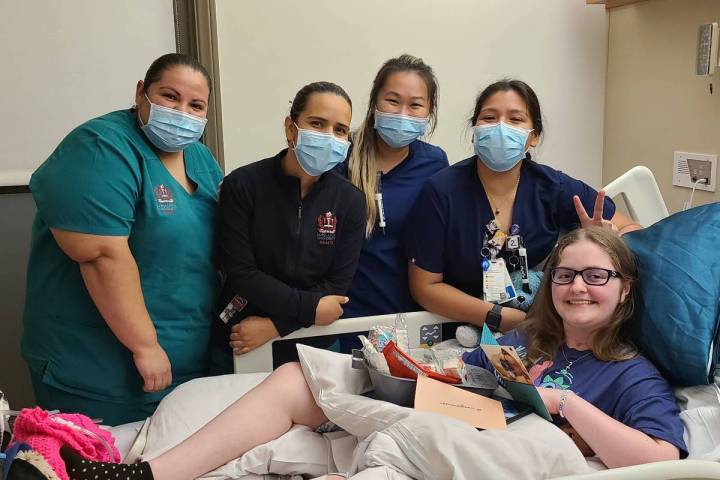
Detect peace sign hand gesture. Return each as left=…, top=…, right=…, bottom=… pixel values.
left=573, top=190, right=618, bottom=232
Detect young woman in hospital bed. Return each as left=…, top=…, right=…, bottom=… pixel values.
left=59, top=226, right=685, bottom=479
left=405, top=79, right=642, bottom=337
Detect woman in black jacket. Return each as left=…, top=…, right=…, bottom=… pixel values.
left=210, top=81, right=367, bottom=373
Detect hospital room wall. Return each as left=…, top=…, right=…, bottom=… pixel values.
left=215, top=0, right=609, bottom=187
left=604, top=0, right=720, bottom=213
left=0, top=0, right=176, bottom=409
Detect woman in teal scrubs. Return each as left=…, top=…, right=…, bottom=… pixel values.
left=22, top=53, right=223, bottom=425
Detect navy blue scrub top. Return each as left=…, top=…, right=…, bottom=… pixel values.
left=338, top=140, right=448, bottom=318
left=405, top=156, right=616, bottom=300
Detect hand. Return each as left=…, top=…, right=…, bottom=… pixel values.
left=499, top=307, right=526, bottom=332
left=314, top=295, right=349, bottom=326
left=573, top=191, right=618, bottom=232
left=230, top=316, right=279, bottom=355
left=133, top=344, right=172, bottom=392
left=536, top=387, right=565, bottom=415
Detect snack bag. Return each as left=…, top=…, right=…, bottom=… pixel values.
left=358, top=335, right=390, bottom=375
left=368, top=325, right=395, bottom=352
left=383, top=341, right=461, bottom=384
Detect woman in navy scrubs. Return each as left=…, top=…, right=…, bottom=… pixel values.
left=406, top=79, right=640, bottom=333
left=340, top=54, right=448, bottom=318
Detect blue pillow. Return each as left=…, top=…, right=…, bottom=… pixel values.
left=624, top=203, right=720, bottom=386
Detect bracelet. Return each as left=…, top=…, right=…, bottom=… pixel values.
left=558, top=390, right=572, bottom=418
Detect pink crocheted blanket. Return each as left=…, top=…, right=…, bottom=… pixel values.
left=11, top=407, right=120, bottom=480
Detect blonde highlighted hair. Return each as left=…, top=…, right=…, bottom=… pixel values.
left=348, top=54, right=439, bottom=237
left=523, top=227, right=638, bottom=367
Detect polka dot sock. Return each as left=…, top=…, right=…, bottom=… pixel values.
left=60, top=446, right=154, bottom=480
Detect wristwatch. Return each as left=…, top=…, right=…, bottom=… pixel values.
left=485, top=304, right=503, bottom=332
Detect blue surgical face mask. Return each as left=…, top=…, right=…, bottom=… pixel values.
left=374, top=110, right=428, bottom=148
left=140, top=94, right=207, bottom=152
left=473, top=121, right=533, bottom=172
left=293, top=125, right=350, bottom=177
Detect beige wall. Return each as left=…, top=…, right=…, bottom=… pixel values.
left=216, top=0, right=609, bottom=187
left=0, top=0, right=176, bottom=186
left=604, top=0, right=720, bottom=213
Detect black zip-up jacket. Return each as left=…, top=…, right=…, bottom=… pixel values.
left=213, top=150, right=366, bottom=343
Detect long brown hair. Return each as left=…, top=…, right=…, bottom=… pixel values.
left=348, top=54, right=439, bottom=237
left=523, top=227, right=638, bottom=366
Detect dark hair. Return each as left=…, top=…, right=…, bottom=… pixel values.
left=367, top=54, right=439, bottom=135
left=289, top=81, right=352, bottom=121
left=143, top=53, right=212, bottom=93
left=349, top=54, right=439, bottom=237
left=469, top=79, right=543, bottom=136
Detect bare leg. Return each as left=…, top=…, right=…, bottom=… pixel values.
left=150, top=362, right=327, bottom=480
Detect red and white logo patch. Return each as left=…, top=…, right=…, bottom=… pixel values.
left=316, top=211, right=338, bottom=245
left=154, top=184, right=176, bottom=213
left=317, top=211, right=337, bottom=234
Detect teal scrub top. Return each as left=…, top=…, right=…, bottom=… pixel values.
left=22, top=109, right=223, bottom=403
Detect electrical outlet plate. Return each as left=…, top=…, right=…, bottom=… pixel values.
left=673, top=151, right=717, bottom=192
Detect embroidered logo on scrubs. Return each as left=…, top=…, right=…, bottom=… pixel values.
left=316, top=211, right=337, bottom=245
left=154, top=184, right=176, bottom=214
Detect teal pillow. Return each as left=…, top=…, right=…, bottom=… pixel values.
left=624, top=203, right=720, bottom=386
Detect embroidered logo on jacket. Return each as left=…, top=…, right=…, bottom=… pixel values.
left=154, top=184, right=176, bottom=214
left=316, top=211, right=337, bottom=245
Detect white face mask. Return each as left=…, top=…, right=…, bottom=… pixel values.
left=473, top=122, right=533, bottom=172
left=140, top=94, right=207, bottom=152
left=374, top=110, right=428, bottom=148
left=292, top=124, right=350, bottom=176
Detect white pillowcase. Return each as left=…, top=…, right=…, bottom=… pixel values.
left=142, top=373, right=269, bottom=461
left=296, top=344, right=413, bottom=439
left=140, top=372, right=344, bottom=478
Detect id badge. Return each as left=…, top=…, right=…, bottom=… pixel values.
left=488, top=230, right=508, bottom=252
left=484, top=258, right=513, bottom=303
left=219, top=294, right=248, bottom=324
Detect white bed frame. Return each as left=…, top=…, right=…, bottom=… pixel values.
left=234, top=311, right=454, bottom=373
left=230, top=167, right=720, bottom=479
left=602, top=165, right=669, bottom=227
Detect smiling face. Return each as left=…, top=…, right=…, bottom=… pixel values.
left=284, top=91, right=352, bottom=145
left=376, top=71, right=431, bottom=119
left=135, top=65, right=210, bottom=123
left=551, top=239, right=630, bottom=339
left=474, top=90, right=539, bottom=150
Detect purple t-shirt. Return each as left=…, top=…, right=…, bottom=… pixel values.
left=463, top=330, right=687, bottom=456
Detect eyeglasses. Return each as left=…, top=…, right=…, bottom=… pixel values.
left=550, top=267, right=620, bottom=286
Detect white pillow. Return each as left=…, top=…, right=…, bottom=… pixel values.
left=141, top=373, right=339, bottom=478
left=371, top=412, right=590, bottom=480
left=296, top=344, right=413, bottom=439
left=142, top=373, right=269, bottom=461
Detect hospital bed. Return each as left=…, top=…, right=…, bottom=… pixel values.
left=602, top=165, right=669, bottom=227
left=105, top=167, right=718, bottom=479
